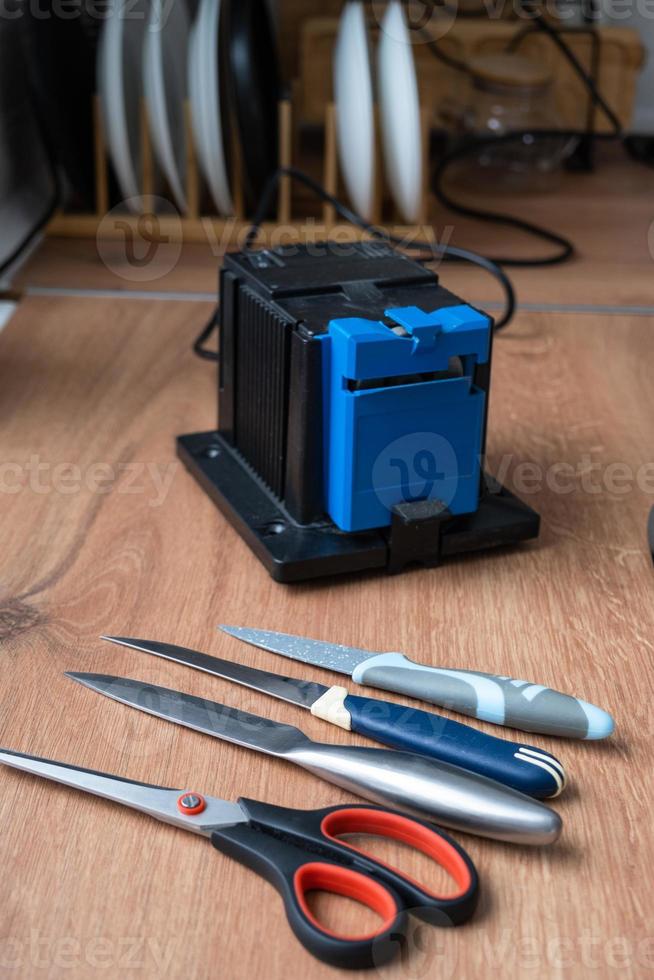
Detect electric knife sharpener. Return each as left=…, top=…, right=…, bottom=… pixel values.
left=178, top=242, right=539, bottom=582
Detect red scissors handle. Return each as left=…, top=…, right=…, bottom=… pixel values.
left=211, top=799, right=479, bottom=969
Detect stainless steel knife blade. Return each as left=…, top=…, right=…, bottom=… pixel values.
left=218, top=625, right=372, bottom=675
left=101, top=636, right=330, bottom=709
left=65, top=673, right=309, bottom=756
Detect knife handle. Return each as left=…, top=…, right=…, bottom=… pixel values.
left=350, top=654, right=615, bottom=740
left=285, top=740, right=561, bottom=845
left=341, top=694, right=565, bottom=799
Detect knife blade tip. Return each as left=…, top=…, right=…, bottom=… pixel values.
left=100, top=635, right=135, bottom=647
left=218, top=625, right=243, bottom=637
left=65, top=671, right=110, bottom=687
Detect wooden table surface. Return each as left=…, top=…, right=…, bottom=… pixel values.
left=1, top=154, right=654, bottom=979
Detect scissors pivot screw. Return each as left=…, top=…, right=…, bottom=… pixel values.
left=177, top=792, right=206, bottom=815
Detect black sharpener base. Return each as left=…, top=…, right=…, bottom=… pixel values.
left=178, top=431, right=540, bottom=584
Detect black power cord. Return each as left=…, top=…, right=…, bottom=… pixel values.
left=193, top=307, right=221, bottom=361
left=506, top=13, right=622, bottom=136
left=421, top=5, right=626, bottom=267
left=431, top=136, right=576, bottom=267
left=247, top=167, right=515, bottom=333
left=193, top=6, right=628, bottom=359
left=192, top=165, right=517, bottom=361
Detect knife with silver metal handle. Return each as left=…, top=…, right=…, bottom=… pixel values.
left=219, top=626, right=615, bottom=740
left=65, top=672, right=562, bottom=845
left=100, top=635, right=565, bottom=798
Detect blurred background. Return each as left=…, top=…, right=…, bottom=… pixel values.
left=0, top=0, right=651, bottom=291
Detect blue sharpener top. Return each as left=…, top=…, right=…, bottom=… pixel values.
left=321, top=304, right=491, bottom=532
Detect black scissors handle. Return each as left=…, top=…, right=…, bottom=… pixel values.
left=211, top=799, right=479, bottom=970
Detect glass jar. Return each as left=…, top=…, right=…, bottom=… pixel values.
left=441, top=53, right=576, bottom=192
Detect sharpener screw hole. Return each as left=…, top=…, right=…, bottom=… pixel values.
left=261, top=521, right=286, bottom=536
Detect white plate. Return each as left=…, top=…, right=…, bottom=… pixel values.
left=188, top=0, right=233, bottom=216
left=378, top=1, right=423, bottom=223
left=143, top=0, right=189, bottom=213
left=333, top=2, right=375, bottom=221
left=98, top=0, right=149, bottom=211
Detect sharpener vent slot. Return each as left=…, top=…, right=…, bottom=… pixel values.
left=234, top=287, right=292, bottom=499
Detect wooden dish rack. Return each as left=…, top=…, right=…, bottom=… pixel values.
left=46, top=91, right=433, bottom=246
left=45, top=18, right=644, bottom=246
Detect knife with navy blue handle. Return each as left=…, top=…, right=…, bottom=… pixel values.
left=342, top=694, right=565, bottom=797
left=100, top=636, right=566, bottom=798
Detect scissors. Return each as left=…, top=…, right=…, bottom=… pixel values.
left=0, top=749, right=479, bottom=970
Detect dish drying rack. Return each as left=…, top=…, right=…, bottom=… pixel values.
left=45, top=19, right=644, bottom=246
left=46, top=91, right=434, bottom=246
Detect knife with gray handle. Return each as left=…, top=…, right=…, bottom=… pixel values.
left=219, top=626, right=615, bottom=740
left=65, top=672, right=562, bottom=845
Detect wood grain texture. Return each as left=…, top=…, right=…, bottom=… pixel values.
left=0, top=291, right=653, bottom=979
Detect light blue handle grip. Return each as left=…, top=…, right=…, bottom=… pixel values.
left=351, top=654, right=614, bottom=740
left=343, top=694, right=565, bottom=798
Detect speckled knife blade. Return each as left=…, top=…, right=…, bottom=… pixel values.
left=219, top=625, right=374, bottom=675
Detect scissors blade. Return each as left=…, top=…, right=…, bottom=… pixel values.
left=219, top=625, right=376, bottom=676
left=0, top=749, right=246, bottom=836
